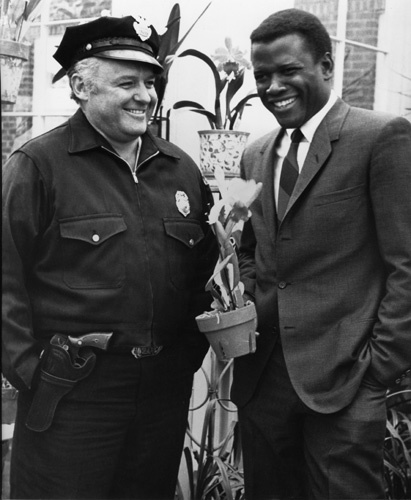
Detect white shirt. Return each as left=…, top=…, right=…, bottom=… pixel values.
left=274, top=90, right=338, bottom=207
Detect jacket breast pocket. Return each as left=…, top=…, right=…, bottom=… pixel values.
left=163, top=218, right=205, bottom=290
left=313, top=184, right=366, bottom=207
left=59, top=214, right=127, bottom=289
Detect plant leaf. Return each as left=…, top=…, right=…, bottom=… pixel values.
left=154, top=3, right=181, bottom=116
left=157, top=4, right=180, bottom=63
left=225, top=68, right=245, bottom=124
left=229, top=92, right=259, bottom=129
left=213, top=456, right=235, bottom=500
left=179, top=48, right=221, bottom=113
left=173, top=100, right=206, bottom=110
left=182, top=447, right=195, bottom=498
left=191, top=109, right=217, bottom=128
left=170, top=2, right=212, bottom=57
left=206, top=254, right=233, bottom=290
left=173, top=101, right=216, bottom=128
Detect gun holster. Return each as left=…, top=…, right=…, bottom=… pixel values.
left=26, top=338, right=96, bottom=432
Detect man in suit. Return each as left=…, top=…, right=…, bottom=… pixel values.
left=231, top=8, right=411, bottom=499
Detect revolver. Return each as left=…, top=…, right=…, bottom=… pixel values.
left=50, top=332, right=113, bottom=367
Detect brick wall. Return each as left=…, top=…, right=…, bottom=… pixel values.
left=294, top=0, right=385, bottom=109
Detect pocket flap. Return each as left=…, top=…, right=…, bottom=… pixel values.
left=163, top=218, right=204, bottom=248
left=59, top=215, right=127, bottom=245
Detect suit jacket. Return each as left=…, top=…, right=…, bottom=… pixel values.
left=231, top=98, right=411, bottom=413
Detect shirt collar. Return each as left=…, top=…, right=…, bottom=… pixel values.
left=286, top=90, right=338, bottom=143
left=68, top=108, right=180, bottom=160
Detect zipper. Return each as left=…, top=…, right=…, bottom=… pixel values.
left=101, top=144, right=157, bottom=340
left=135, top=150, right=159, bottom=340
left=101, top=146, right=140, bottom=183
left=137, top=151, right=160, bottom=170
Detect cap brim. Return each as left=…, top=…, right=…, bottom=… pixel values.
left=94, top=49, right=163, bottom=71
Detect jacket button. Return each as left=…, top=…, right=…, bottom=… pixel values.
left=278, top=281, right=287, bottom=289
left=189, top=239, right=195, bottom=246
left=92, top=234, right=100, bottom=242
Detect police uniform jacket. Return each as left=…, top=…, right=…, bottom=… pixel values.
left=2, top=109, right=218, bottom=391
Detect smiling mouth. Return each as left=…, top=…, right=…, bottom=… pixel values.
left=125, top=109, right=146, bottom=116
left=273, top=97, right=297, bottom=109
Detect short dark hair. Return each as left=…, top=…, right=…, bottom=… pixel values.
left=250, top=8, right=332, bottom=62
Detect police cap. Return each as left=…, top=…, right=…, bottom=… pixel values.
left=53, top=15, right=163, bottom=75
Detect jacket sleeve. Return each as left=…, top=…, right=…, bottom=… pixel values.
left=2, top=151, right=49, bottom=391
left=368, top=116, right=411, bottom=386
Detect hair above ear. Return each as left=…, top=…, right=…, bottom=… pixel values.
left=68, top=57, right=101, bottom=104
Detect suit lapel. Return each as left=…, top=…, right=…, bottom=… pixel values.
left=260, top=130, right=283, bottom=242
left=284, top=98, right=350, bottom=218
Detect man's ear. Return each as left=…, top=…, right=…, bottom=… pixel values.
left=321, top=52, right=334, bottom=81
left=70, top=74, right=89, bottom=101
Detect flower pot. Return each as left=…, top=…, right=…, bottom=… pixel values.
left=1, top=40, right=30, bottom=105
left=2, top=387, right=18, bottom=424
left=196, top=302, right=257, bottom=361
left=198, top=130, right=250, bottom=180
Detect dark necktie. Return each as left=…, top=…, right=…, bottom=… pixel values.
left=277, top=128, right=303, bottom=221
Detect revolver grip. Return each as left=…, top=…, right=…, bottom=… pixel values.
left=68, top=332, right=113, bottom=351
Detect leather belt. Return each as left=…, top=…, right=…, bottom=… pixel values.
left=131, top=345, right=163, bottom=359
left=104, top=344, right=164, bottom=357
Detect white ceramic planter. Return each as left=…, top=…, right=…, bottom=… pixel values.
left=198, top=129, right=250, bottom=179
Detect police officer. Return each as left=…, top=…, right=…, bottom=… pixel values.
left=2, top=15, right=217, bottom=499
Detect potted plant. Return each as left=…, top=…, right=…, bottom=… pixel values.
left=195, top=165, right=262, bottom=361
left=173, top=38, right=258, bottom=179
left=1, top=0, right=46, bottom=104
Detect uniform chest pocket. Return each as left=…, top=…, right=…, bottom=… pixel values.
left=59, top=214, right=127, bottom=289
left=163, top=218, right=205, bottom=290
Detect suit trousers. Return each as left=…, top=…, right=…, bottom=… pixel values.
left=238, top=341, right=387, bottom=500
left=10, top=344, right=196, bottom=499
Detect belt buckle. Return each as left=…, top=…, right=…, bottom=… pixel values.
left=131, top=345, right=163, bottom=359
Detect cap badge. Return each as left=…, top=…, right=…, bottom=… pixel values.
left=175, top=191, right=190, bottom=217
left=133, top=16, right=152, bottom=42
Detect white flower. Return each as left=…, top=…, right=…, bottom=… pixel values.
left=208, top=164, right=262, bottom=234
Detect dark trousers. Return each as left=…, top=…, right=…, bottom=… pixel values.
left=238, top=342, right=387, bottom=500
left=10, top=344, right=196, bottom=499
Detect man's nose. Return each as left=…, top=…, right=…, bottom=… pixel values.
left=133, top=84, right=151, bottom=102
left=267, top=75, right=286, bottom=94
